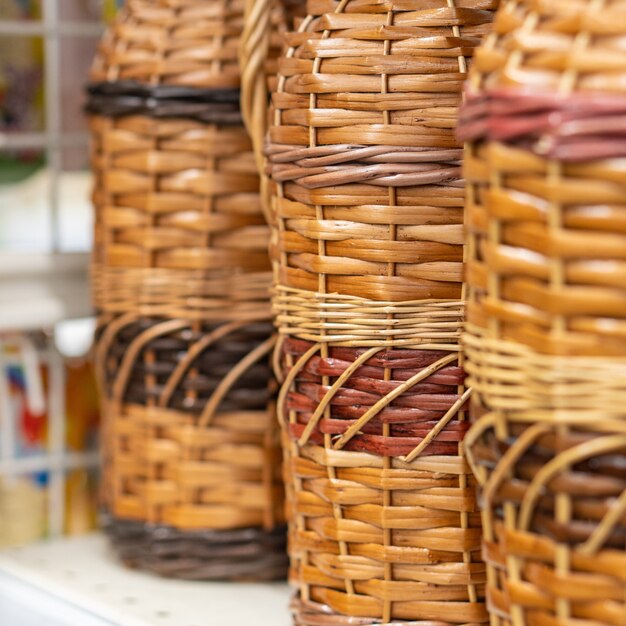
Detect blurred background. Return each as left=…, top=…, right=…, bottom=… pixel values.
left=0, top=0, right=122, bottom=547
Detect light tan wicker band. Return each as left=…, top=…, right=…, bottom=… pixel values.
left=273, top=285, right=463, bottom=347
left=464, top=325, right=626, bottom=427
left=463, top=323, right=626, bottom=551
left=93, top=266, right=273, bottom=321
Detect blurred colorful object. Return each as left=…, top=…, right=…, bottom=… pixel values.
left=0, top=331, right=100, bottom=547
left=102, top=0, right=123, bottom=21
left=0, top=0, right=44, bottom=184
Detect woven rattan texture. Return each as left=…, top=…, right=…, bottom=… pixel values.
left=88, top=0, right=285, bottom=578
left=463, top=330, right=626, bottom=626
left=458, top=89, right=626, bottom=161
left=464, top=0, right=626, bottom=357
left=275, top=295, right=486, bottom=624
left=90, top=0, right=247, bottom=89
left=89, top=114, right=270, bottom=273
left=240, top=0, right=307, bottom=224
left=95, top=312, right=285, bottom=531
left=86, top=83, right=243, bottom=124
left=460, top=1, right=626, bottom=624
left=267, top=0, right=498, bottom=301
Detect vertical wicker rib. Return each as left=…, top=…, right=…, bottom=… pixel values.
left=460, top=1, right=626, bottom=624
left=89, top=0, right=287, bottom=580
left=266, top=1, right=499, bottom=623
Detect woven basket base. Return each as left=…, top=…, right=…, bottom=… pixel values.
left=104, top=515, right=288, bottom=581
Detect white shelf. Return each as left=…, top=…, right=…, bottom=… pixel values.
left=0, top=533, right=291, bottom=626
left=0, top=252, right=90, bottom=331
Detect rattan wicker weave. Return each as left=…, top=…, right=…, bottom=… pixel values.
left=264, top=1, right=499, bottom=623
left=91, top=0, right=246, bottom=89
left=88, top=0, right=287, bottom=581
left=266, top=1, right=500, bottom=301
left=460, top=1, right=626, bottom=624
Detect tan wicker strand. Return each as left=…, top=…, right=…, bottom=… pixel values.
left=266, top=0, right=500, bottom=623
left=464, top=0, right=626, bottom=355
left=94, top=307, right=283, bottom=523
left=460, top=1, right=626, bottom=625
left=240, top=0, right=273, bottom=222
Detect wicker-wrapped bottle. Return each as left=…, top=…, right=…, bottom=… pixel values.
left=264, top=1, right=500, bottom=623
left=88, top=0, right=287, bottom=580
left=458, top=0, right=626, bottom=624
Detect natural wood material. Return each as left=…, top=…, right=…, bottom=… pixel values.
left=464, top=330, right=626, bottom=626
left=90, top=0, right=247, bottom=89
left=463, top=0, right=626, bottom=356
left=267, top=0, right=498, bottom=301
left=87, top=82, right=242, bottom=123
left=264, top=1, right=498, bottom=620
left=89, top=114, right=269, bottom=272
left=274, top=291, right=485, bottom=624
left=93, top=276, right=287, bottom=579
left=460, top=1, right=626, bottom=624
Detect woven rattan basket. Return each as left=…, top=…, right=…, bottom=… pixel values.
left=88, top=0, right=287, bottom=581
left=459, top=0, right=626, bottom=623
left=266, top=1, right=499, bottom=623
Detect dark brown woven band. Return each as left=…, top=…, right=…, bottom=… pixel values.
left=458, top=87, right=626, bottom=161
left=88, top=81, right=241, bottom=103
left=86, top=81, right=242, bottom=123
left=104, top=515, right=288, bottom=581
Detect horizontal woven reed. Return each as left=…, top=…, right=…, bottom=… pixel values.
left=88, top=81, right=242, bottom=103
left=93, top=266, right=272, bottom=318
left=266, top=0, right=498, bottom=301
left=104, top=516, right=287, bottom=581
left=460, top=1, right=626, bottom=624
left=266, top=0, right=498, bottom=622
left=88, top=0, right=290, bottom=580
left=90, top=0, right=247, bottom=90
left=458, top=89, right=626, bottom=161
left=91, top=216, right=283, bottom=580
left=89, top=112, right=270, bottom=272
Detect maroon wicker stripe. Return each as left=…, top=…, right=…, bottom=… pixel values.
left=458, top=87, right=626, bottom=161
left=281, top=338, right=468, bottom=457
